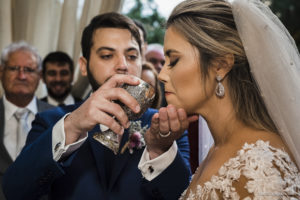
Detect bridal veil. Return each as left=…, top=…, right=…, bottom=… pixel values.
left=228, top=0, right=300, bottom=167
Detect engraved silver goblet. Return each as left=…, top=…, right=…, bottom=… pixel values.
left=93, top=78, right=155, bottom=154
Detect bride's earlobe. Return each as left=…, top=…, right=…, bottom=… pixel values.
left=212, top=53, right=234, bottom=78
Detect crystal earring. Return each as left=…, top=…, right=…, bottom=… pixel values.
left=215, top=75, right=225, bottom=98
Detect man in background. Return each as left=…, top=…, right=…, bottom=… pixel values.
left=146, top=43, right=167, bottom=107
left=41, top=51, right=81, bottom=106
left=0, top=41, right=53, bottom=199
left=133, top=20, right=167, bottom=107
left=145, top=43, right=165, bottom=73
left=133, top=19, right=148, bottom=61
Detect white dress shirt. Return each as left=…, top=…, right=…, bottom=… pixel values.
left=3, top=95, right=38, bottom=160
left=47, top=94, right=75, bottom=106
left=198, top=116, right=214, bottom=163
left=51, top=114, right=177, bottom=180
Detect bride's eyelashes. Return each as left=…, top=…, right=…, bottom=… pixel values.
left=168, top=58, right=179, bottom=67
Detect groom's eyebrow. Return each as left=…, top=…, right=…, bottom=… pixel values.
left=96, top=46, right=115, bottom=53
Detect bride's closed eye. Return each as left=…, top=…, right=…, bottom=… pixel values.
left=168, top=58, right=179, bottom=67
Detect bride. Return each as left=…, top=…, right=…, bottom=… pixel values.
left=158, top=0, right=300, bottom=199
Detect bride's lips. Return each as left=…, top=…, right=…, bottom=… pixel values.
left=164, top=91, right=172, bottom=96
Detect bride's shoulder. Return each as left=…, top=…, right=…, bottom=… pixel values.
left=232, top=130, right=297, bottom=169
left=236, top=139, right=300, bottom=197
left=238, top=139, right=293, bottom=165
left=239, top=130, right=292, bottom=157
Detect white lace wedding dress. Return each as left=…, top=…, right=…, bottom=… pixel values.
left=180, top=140, right=300, bottom=200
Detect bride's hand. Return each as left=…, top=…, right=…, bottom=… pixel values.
left=145, top=104, right=198, bottom=159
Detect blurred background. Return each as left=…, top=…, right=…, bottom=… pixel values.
left=0, top=0, right=299, bottom=98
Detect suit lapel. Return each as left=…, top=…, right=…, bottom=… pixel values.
left=0, top=99, right=5, bottom=147
left=88, top=126, right=109, bottom=189
left=108, top=130, right=131, bottom=189
left=88, top=122, right=145, bottom=190
left=88, top=127, right=132, bottom=190
left=0, top=98, right=13, bottom=174
left=108, top=114, right=153, bottom=189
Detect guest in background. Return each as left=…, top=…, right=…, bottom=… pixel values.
left=145, top=43, right=165, bottom=73
left=133, top=19, right=148, bottom=61
left=141, top=62, right=162, bottom=109
left=41, top=51, right=81, bottom=106
left=133, top=21, right=167, bottom=108
left=0, top=41, right=53, bottom=200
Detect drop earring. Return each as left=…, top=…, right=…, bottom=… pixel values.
left=215, top=75, right=225, bottom=98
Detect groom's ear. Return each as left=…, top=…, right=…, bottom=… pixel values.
left=79, top=56, right=88, bottom=77
left=211, top=54, right=234, bottom=77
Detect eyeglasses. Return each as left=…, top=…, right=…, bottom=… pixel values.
left=5, top=65, right=39, bottom=74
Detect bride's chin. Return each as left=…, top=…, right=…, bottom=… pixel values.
left=187, top=111, right=198, bottom=116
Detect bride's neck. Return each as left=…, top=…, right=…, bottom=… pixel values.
left=207, top=115, right=244, bottom=146
left=200, top=98, right=244, bottom=146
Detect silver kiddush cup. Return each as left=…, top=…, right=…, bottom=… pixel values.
left=93, top=78, right=155, bottom=154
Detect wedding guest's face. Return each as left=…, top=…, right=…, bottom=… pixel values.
left=159, top=27, right=215, bottom=114
left=43, top=63, right=73, bottom=100
left=1, top=50, right=40, bottom=98
left=146, top=50, right=165, bottom=73
left=80, top=28, right=142, bottom=89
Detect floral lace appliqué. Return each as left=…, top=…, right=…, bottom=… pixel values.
left=181, top=140, right=300, bottom=200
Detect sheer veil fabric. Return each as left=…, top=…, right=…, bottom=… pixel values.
left=228, top=0, right=300, bottom=168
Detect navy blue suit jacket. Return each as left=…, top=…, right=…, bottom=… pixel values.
left=3, top=104, right=191, bottom=200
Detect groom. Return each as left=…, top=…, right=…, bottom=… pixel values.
left=2, top=13, right=191, bottom=200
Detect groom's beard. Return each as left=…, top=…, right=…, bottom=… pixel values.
left=86, top=61, right=128, bottom=92
left=86, top=61, right=101, bottom=91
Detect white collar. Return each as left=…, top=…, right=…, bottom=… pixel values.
left=3, top=94, right=38, bottom=120
left=47, top=94, right=75, bottom=106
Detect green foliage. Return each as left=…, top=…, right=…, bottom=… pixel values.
left=124, top=0, right=166, bottom=44
left=124, top=0, right=300, bottom=50
left=265, top=0, right=300, bottom=50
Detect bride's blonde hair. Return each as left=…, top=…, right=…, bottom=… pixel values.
left=167, top=0, right=278, bottom=133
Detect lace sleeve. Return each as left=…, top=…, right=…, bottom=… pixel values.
left=239, top=141, right=300, bottom=199
left=181, top=140, right=300, bottom=200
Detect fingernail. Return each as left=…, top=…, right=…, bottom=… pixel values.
left=136, top=105, right=140, bottom=112
left=120, top=127, right=124, bottom=135
left=133, top=77, right=140, bottom=83
left=126, top=121, right=130, bottom=128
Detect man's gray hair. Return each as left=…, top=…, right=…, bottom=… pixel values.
left=0, top=41, right=42, bottom=70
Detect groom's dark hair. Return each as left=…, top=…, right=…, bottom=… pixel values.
left=81, top=12, right=142, bottom=61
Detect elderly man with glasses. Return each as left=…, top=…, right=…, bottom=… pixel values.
left=0, top=41, right=53, bottom=200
